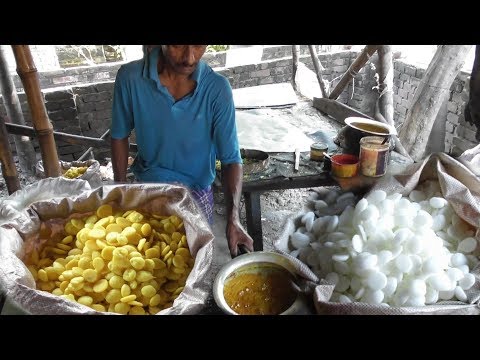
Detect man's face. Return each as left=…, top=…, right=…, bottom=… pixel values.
left=163, top=45, right=207, bottom=76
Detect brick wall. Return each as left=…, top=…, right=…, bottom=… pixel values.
left=10, top=54, right=226, bottom=93
left=0, top=88, right=88, bottom=161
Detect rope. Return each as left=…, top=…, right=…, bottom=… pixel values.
left=34, top=128, right=53, bottom=137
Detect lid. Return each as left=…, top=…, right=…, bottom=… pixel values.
left=311, top=142, right=328, bottom=150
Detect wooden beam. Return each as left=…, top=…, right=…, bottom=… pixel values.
left=329, top=45, right=380, bottom=100
left=0, top=115, right=20, bottom=194
left=4, top=123, right=138, bottom=152
left=312, top=97, right=372, bottom=125
left=11, top=45, right=61, bottom=178
left=308, top=45, right=328, bottom=98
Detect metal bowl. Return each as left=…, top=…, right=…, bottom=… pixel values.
left=240, top=148, right=270, bottom=174
left=213, top=251, right=309, bottom=315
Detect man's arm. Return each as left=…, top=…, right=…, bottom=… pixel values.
left=111, top=137, right=129, bottom=183
left=222, top=162, right=254, bottom=257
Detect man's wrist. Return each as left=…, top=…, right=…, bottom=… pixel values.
left=114, top=176, right=127, bottom=183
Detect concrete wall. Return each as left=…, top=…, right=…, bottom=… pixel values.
left=1, top=47, right=478, bottom=162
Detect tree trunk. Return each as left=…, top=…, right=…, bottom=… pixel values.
left=291, top=45, right=300, bottom=91
left=0, top=45, right=37, bottom=175
left=398, top=45, right=472, bottom=161
left=0, top=114, right=20, bottom=194
left=376, top=45, right=394, bottom=127
left=329, top=45, right=380, bottom=100
left=308, top=45, right=328, bottom=98
left=11, top=45, right=61, bottom=178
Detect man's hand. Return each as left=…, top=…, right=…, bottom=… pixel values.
left=226, top=219, right=254, bottom=258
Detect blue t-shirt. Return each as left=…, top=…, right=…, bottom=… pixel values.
left=111, top=47, right=242, bottom=190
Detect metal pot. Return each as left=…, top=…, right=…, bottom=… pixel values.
left=213, top=251, right=311, bottom=315
left=335, top=117, right=396, bottom=155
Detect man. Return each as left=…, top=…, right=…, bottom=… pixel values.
left=465, top=45, right=480, bottom=132
left=110, top=45, right=253, bottom=257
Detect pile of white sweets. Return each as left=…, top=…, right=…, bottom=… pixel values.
left=289, top=181, right=478, bottom=307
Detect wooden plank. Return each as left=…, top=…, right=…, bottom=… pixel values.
left=312, top=97, right=373, bottom=125
left=242, top=173, right=336, bottom=192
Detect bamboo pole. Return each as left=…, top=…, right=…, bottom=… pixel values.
left=11, top=45, right=61, bottom=178
left=291, top=45, right=300, bottom=91
left=0, top=115, right=20, bottom=194
left=308, top=45, right=328, bottom=98
left=329, top=45, right=380, bottom=100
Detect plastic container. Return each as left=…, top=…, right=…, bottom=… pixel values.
left=310, top=142, right=328, bottom=161
left=359, top=136, right=390, bottom=177
left=330, top=154, right=359, bottom=178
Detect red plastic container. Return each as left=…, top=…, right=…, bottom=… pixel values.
left=331, top=154, right=359, bottom=178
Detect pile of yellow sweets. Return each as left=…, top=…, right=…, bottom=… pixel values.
left=24, top=204, right=194, bottom=315
left=63, top=166, right=88, bottom=179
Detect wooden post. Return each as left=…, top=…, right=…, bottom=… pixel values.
left=308, top=45, right=328, bottom=98
left=0, top=45, right=37, bottom=175
left=329, top=45, right=380, bottom=100
left=376, top=45, right=395, bottom=127
left=398, top=45, right=473, bottom=161
left=291, top=45, right=300, bottom=91
left=11, top=45, right=61, bottom=178
left=0, top=115, right=20, bottom=194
